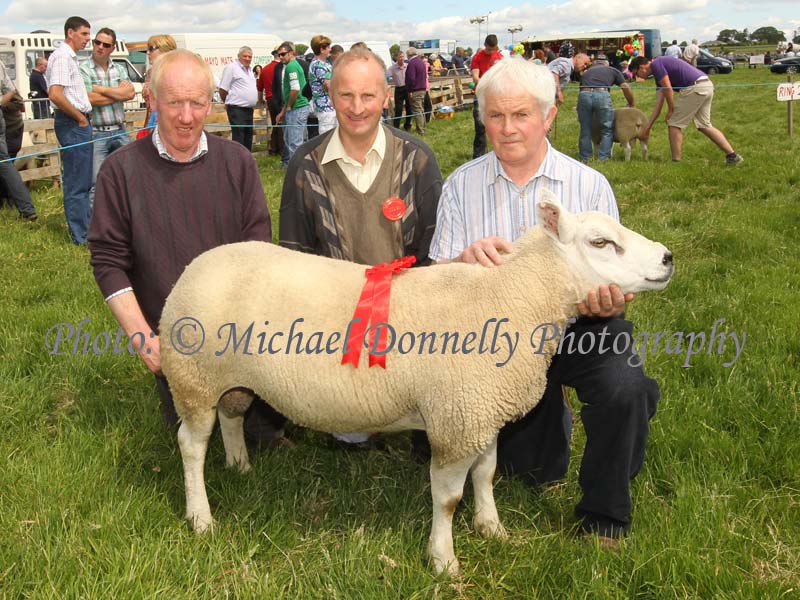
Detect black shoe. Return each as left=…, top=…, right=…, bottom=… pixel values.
left=578, top=512, right=628, bottom=539
left=22, top=213, right=38, bottom=222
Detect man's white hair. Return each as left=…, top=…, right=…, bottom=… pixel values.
left=476, top=57, right=555, bottom=123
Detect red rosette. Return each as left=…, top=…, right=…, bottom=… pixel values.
left=382, top=197, right=406, bottom=222
left=341, top=255, right=417, bottom=369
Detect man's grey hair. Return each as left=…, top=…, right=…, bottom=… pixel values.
left=476, top=56, right=555, bottom=122
left=406, top=47, right=417, bottom=56
left=238, top=46, right=253, bottom=55
left=278, top=41, right=295, bottom=54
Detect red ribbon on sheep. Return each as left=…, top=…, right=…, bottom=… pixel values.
left=342, top=255, right=417, bottom=369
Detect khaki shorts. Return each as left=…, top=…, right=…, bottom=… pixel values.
left=668, top=79, right=714, bottom=130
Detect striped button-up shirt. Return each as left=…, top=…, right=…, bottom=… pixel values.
left=46, top=42, right=92, bottom=114
left=430, top=143, right=618, bottom=261
left=80, top=56, right=130, bottom=127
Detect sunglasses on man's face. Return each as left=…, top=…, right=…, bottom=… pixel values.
left=277, top=51, right=288, bottom=57
left=93, top=39, right=113, bottom=49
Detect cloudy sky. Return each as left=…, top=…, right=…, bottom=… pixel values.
left=1, top=0, right=797, bottom=49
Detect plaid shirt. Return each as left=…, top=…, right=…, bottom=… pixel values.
left=46, top=42, right=92, bottom=114
left=80, top=56, right=130, bottom=127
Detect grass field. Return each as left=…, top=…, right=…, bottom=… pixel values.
left=1, top=66, right=799, bottom=599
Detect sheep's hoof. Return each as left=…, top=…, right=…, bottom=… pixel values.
left=226, top=458, right=251, bottom=474
left=187, top=514, right=215, bottom=534
left=474, top=517, right=508, bottom=540
left=432, top=557, right=461, bottom=578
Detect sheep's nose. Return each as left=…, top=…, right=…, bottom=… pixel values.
left=662, top=251, right=673, bottom=266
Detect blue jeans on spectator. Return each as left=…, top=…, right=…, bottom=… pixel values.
left=577, top=91, right=614, bottom=161
left=91, top=125, right=130, bottom=209
left=54, top=112, right=93, bottom=244
left=282, top=104, right=310, bottom=167
left=0, top=111, right=36, bottom=218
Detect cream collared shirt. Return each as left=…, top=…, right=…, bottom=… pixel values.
left=321, top=126, right=386, bottom=193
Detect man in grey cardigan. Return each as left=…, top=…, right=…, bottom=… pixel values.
left=279, top=46, right=442, bottom=446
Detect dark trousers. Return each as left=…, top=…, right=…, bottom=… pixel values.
left=307, top=113, right=319, bottom=140
left=473, top=100, right=486, bottom=158
left=267, top=96, right=285, bottom=156
left=226, top=105, right=254, bottom=151
left=497, top=316, right=660, bottom=533
left=393, top=86, right=411, bottom=130
left=155, top=375, right=287, bottom=447
left=0, top=118, right=33, bottom=214
left=424, top=92, right=433, bottom=123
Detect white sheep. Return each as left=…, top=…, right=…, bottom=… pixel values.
left=160, top=193, right=673, bottom=576
left=592, top=107, right=649, bottom=161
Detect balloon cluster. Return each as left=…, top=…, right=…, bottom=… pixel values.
left=616, top=37, right=641, bottom=58
left=508, top=43, right=525, bottom=55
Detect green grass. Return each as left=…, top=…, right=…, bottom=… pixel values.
left=1, top=67, right=799, bottom=599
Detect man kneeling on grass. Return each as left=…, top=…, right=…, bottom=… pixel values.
left=430, top=56, right=660, bottom=545
left=88, top=50, right=288, bottom=450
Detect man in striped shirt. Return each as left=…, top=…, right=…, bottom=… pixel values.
left=430, top=57, right=660, bottom=544
left=80, top=26, right=134, bottom=209
left=47, top=16, right=93, bottom=244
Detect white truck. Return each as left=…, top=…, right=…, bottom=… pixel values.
left=169, top=33, right=283, bottom=81
left=333, top=40, right=393, bottom=67
left=0, top=32, right=145, bottom=115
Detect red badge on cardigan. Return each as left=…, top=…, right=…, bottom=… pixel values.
left=382, top=197, right=406, bottom=221
left=342, top=256, right=417, bottom=369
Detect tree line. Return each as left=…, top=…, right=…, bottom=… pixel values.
left=715, top=26, right=798, bottom=45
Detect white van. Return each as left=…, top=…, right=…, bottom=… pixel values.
left=170, top=33, right=283, bottom=82
left=0, top=32, right=145, bottom=114
left=335, top=40, right=393, bottom=68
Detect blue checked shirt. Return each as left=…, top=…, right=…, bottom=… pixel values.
left=430, top=143, right=619, bottom=261
left=80, top=56, right=130, bottom=127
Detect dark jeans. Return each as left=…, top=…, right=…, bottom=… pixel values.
left=307, top=113, right=319, bottom=140
left=497, top=315, right=660, bottom=533
left=155, top=375, right=287, bottom=447
left=267, top=96, right=285, bottom=156
left=0, top=111, right=36, bottom=218
left=424, top=92, right=432, bottom=123
left=393, top=85, right=411, bottom=130
left=226, top=105, right=254, bottom=151
left=32, top=97, right=51, bottom=119
left=54, top=111, right=93, bottom=244
left=472, top=100, right=486, bottom=158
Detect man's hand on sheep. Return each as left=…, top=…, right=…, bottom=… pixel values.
left=136, top=334, right=162, bottom=375
left=455, top=236, right=514, bottom=267
left=106, top=291, right=163, bottom=375
left=577, top=284, right=634, bottom=318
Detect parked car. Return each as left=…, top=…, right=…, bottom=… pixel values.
left=770, top=55, right=800, bottom=74
left=696, top=48, right=733, bottom=74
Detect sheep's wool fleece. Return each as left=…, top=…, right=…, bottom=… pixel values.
left=161, top=228, right=578, bottom=465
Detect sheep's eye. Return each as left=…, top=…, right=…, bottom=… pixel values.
left=590, top=239, right=608, bottom=248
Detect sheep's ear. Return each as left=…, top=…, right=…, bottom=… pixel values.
left=537, top=193, right=575, bottom=244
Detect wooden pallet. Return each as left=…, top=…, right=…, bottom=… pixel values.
left=16, top=119, right=61, bottom=186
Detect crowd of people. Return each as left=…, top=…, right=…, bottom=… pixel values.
left=0, top=17, right=749, bottom=547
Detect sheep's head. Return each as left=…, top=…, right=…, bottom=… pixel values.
left=537, top=190, right=674, bottom=294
